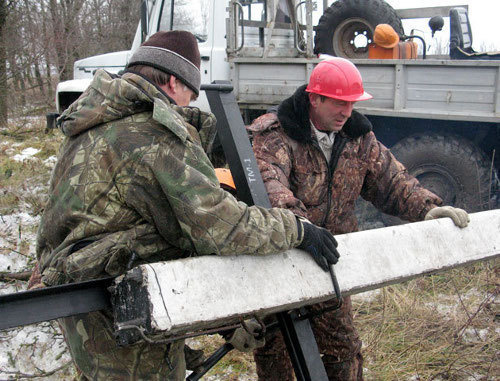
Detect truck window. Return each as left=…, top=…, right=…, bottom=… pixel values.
left=159, top=0, right=210, bottom=42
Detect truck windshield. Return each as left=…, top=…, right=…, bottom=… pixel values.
left=159, top=0, right=210, bottom=42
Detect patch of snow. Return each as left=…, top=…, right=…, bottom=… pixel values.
left=424, top=290, right=487, bottom=319
left=0, top=322, right=72, bottom=379
left=461, top=327, right=489, bottom=343
left=12, top=147, right=40, bottom=162
left=44, top=155, right=58, bottom=167
left=352, top=289, right=381, bottom=303
left=1, top=212, right=39, bottom=227
left=0, top=247, right=29, bottom=275
left=0, top=213, right=39, bottom=282
left=0, top=281, right=25, bottom=295
left=466, top=374, right=486, bottom=381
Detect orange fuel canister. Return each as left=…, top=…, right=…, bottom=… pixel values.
left=368, top=40, right=418, bottom=59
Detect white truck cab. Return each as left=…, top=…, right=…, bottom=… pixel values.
left=56, top=0, right=234, bottom=112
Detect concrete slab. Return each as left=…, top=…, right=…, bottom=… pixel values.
left=113, top=210, right=500, bottom=339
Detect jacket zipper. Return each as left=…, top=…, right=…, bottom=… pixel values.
left=315, top=136, right=348, bottom=228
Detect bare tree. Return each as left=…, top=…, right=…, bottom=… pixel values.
left=48, top=0, right=85, bottom=81
left=0, top=0, right=140, bottom=118
left=0, top=0, right=8, bottom=125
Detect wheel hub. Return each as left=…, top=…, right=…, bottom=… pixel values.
left=333, top=18, right=373, bottom=58
left=413, top=165, right=462, bottom=206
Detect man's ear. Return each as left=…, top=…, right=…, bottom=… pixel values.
left=308, top=92, right=319, bottom=108
left=168, top=75, right=178, bottom=93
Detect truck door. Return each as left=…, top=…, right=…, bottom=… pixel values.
left=157, top=0, right=214, bottom=86
left=157, top=0, right=216, bottom=110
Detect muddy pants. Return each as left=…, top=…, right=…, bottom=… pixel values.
left=254, top=296, right=363, bottom=381
left=59, top=310, right=186, bottom=380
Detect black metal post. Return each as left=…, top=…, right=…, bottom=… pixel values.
left=204, top=81, right=328, bottom=381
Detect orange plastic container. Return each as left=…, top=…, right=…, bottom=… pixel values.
left=368, top=41, right=418, bottom=59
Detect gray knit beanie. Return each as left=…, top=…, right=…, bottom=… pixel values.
left=127, top=31, right=201, bottom=95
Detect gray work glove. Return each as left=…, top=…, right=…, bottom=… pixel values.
left=297, top=219, right=340, bottom=271
left=226, top=320, right=265, bottom=352
left=425, top=206, right=469, bottom=228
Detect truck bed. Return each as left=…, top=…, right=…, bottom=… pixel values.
left=231, top=57, right=500, bottom=123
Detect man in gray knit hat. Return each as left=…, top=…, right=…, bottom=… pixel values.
left=35, top=30, right=341, bottom=379
left=125, top=30, right=202, bottom=105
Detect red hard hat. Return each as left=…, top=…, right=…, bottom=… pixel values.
left=306, top=58, right=372, bottom=102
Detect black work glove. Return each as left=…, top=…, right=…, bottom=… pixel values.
left=297, top=220, right=340, bottom=271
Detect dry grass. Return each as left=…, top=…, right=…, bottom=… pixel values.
left=354, top=263, right=499, bottom=381
left=0, top=116, right=61, bottom=216
left=188, top=335, right=257, bottom=379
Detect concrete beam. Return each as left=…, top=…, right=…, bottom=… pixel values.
left=113, top=210, right=499, bottom=340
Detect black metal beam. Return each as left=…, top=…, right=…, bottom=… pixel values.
left=0, top=277, right=112, bottom=330
left=205, top=81, right=328, bottom=381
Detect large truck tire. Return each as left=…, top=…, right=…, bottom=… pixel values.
left=314, top=0, right=403, bottom=58
left=382, top=133, right=495, bottom=226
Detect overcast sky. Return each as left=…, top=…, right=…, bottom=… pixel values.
left=384, top=0, right=499, bottom=51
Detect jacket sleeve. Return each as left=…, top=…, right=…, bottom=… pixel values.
left=360, top=132, right=442, bottom=222
left=132, top=121, right=302, bottom=257
left=252, top=129, right=309, bottom=218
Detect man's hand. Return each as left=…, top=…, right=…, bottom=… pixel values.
left=226, top=320, right=265, bottom=352
left=297, top=220, right=340, bottom=271
left=425, top=206, right=469, bottom=228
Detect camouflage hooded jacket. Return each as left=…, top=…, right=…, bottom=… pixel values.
left=37, top=70, right=301, bottom=286
left=250, top=85, right=442, bottom=235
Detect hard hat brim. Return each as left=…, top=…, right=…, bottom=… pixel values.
left=307, top=89, right=373, bottom=102
left=333, top=91, right=373, bottom=102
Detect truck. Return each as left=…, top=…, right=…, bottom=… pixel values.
left=51, top=0, right=500, bottom=223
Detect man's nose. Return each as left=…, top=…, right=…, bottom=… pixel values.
left=341, top=102, right=354, bottom=117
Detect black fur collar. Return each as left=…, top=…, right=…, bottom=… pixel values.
left=276, top=84, right=372, bottom=143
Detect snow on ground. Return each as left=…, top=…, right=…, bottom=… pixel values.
left=12, top=147, right=40, bottom=162
left=43, top=155, right=57, bottom=168
left=0, top=213, right=39, bottom=274
left=352, top=289, right=381, bottom=303
left=0, top=323, right=72, bottom=379
left=424, top=289, right=490, bottom=319
left=0, top=212, right=75, bottom=380
left=461, top=327, right=490, bottom=343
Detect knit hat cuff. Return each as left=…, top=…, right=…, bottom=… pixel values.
left=127, top=46, right=201, bottom=95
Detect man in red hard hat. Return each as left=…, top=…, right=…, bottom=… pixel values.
left=249, top=57, right=469, bottom=380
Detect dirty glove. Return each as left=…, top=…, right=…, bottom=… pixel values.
left=425, top=206, right=469, bottom=228
left=226, top=320, right=265, bottom=352
left=297, top=219, right=340, bottom=271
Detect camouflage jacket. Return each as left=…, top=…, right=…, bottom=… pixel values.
left=37, top=70, right=301, bottom=286
left=250, top=85, right=442, bottom=235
